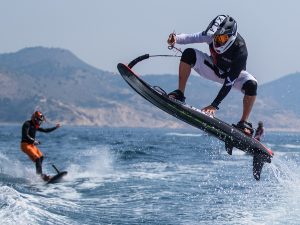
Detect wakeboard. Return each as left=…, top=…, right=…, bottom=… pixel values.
left=46, top=165, right=68, bottom=184
left=117, top=56, right=274, bottom=180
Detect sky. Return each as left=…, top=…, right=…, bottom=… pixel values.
left=0, top=0, right=299, bottom=84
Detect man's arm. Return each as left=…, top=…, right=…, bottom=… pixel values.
left=175, top=32, right=213, bottom=45
left=210, top=78, right=234, bottom=109
left=211, top=53, right=247, bottom=108
left=38, top=124, right=60, bottom=133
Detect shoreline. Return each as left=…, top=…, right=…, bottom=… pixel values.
left=2, top=122, right=300, bottom=133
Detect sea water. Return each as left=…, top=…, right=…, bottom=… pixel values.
left=0, top=125, right=299, bottom=225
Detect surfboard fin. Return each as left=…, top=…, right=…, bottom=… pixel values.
left=225, top=142, right=233, bottom=155
left=253, top=155, right=264, bottom=181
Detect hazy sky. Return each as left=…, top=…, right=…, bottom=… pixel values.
left=0, top=0, right=299, bottom=83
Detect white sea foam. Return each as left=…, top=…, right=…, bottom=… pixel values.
left=165, top=132, right=203, bottom=137
left=265, top=143, right=300, bottom=151
left=0, top=185, right=76, bottom=225
left=279, top=144, right=300, bottom=149
left=256, top=157, right=300, bottom=225
left=0, top=152, right=37, bottom=182
left=269, top=157, right=300, bottom=183
left=65, top=145, right=114, bottom=189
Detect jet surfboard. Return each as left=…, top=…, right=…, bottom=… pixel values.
left=46, top=165, right=67, bottom=184
left=117, top=54, right=274, bottom=180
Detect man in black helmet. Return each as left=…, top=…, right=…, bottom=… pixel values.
left=167, top=15, right=257, bottom=135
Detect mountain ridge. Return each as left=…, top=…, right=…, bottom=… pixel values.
left=0, top=46, right=299, bottom=131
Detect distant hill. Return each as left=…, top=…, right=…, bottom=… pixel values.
left=0, top=47, right=299, bottom=131
left=253, top=72, right=300, bottom=131
left=0, top=47, right=178, bottom=127
left=259, top=73, right=300, bottom=114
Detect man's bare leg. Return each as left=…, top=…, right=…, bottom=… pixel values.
left=240, top=95, right=256, bottom=122
left=178, top=61, right=192, bottom=93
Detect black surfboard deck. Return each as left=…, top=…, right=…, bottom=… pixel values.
left=46, top=165, right=68, bottom=184
left=47, top=171, right=67, bottom=184
left=117, top=63, right=274, bottom=180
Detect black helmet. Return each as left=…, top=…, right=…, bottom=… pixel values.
left=205, top=15, right=238, bottom=54
left=258, top=121, right=263, bottom=126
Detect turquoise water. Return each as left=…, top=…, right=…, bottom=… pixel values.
left=0, top=125, right=300, bottom=225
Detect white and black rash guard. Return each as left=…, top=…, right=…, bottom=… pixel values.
left=175, top=32, right=248, bottom=109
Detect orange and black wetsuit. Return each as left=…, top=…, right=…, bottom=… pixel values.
left=20, top=120, right=58, bottom=174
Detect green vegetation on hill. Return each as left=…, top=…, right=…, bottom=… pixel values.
left=0, top=47, right=299, bottom=131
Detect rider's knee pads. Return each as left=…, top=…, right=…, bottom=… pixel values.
left=243, top=80, right=257, bottom=96
left=181, top=48, right=196, bottom=67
